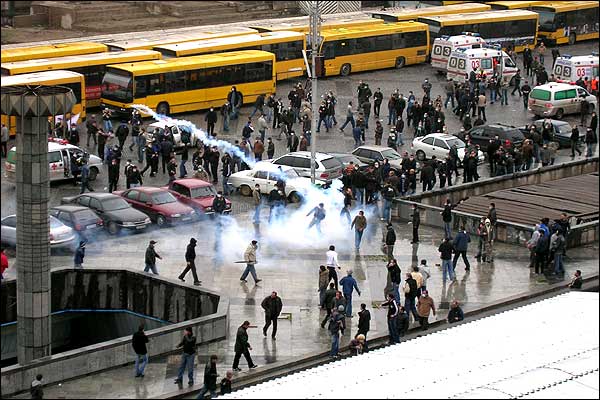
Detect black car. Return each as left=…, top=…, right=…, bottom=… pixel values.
left=50, top=205, right=104, bottom=240
left=466, top=123, right=525, bottom=151
left=519, top=119, right=585, bottom=149
left=61, top=193, right=152, bottom=235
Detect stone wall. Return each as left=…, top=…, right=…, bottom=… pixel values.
left=0, top=268, right=228, bottom=396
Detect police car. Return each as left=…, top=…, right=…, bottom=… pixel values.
left=553, top=54, right=599, bottom=83
left=431, top=33, right=486, bottom=72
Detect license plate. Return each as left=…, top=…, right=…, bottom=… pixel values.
left=136, top=225, right=146, bottom=230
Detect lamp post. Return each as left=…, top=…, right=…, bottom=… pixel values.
left=309, top=1, right=320, bottom=183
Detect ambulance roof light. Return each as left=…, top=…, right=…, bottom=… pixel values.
left=562, top=54, right=572, bottom=59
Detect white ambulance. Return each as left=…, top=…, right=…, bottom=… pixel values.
left=431, top=33, right=487, bottom=72
left=553, top=54, right=599, bottom=83
left=446, top=46, right=518, bottom=83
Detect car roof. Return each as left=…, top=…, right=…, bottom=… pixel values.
left=128, top=186, right=165, bottom=193
left=51, top=205, right=92, bottom=212
left=172, top=178, right=212, bottom=188
left=422, top=133, right=457, bottom=140
left=533, top=82, right=581, bottom=91
left=355, top=145, right=396, bottom=152
left=79, top=193, right=120, bottom=200
left=534, top=119, right=569, bottom=126
left=256, top=161, right=295, bottom=172
left=280, top=151, right=335, bottom=161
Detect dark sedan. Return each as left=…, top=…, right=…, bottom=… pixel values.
left=520, top=119, right=585, bottom=148
left=61, top=193, right=151, bottom=235
left=465, top=123, right=525, bottom=151
left=50, top=205, right=104, bottom=240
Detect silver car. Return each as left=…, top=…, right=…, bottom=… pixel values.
left=1, top=215, right=77, bottom=251
left=271, top=151, right=343, bottom=183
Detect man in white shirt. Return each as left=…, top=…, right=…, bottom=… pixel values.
left=326, top=245, right=341, bottom=290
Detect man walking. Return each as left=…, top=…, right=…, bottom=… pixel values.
left=178, top=238, right=201, bottom=286
left=240, top=240, right=261, bottom=284
left=233, top=321, right=258, bottom=371
left=328, top=307, right=344, bottom=358
left=196, top=355, right=219, bottom=399
left=403, top=272, right=419, bottom=322
left=326, top=245, right=341, bottom=290
left=132, top=324, right=149, bottom=378
left=339, top=270, right=361, bottom=317
left=144, top=240, right=162, bottom=275
left=384, top=223, right=396, bottom=261
left=439, top=237, right=456, bottom=283
left=441, top=198, right=453, bottom=239
left=74, top=240, right=86, bottom=269
left=416, top=290, right=436, bottom=331
left=351, top=210, right=367, bottom=250
left=452, top=227, right=471, bottom=271
left=174, top=327, right=197, bottom=386
left=261, top=291, right=283, bottom=340
left=410, top=204, right=420, bottom=244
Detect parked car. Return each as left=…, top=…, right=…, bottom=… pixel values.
left=412, top=133, right=485, bottom=163
left=351, top=145, right=405, bottom=172
left=528, top=82, right=597, bottom=119
left=1, top=214, right=77, bottom=251
left=163, top=179, right=231, bottom=215
left=229, top=161, right=323, bottom=203
left=466, top=123, right=525, bottom=151
left=327, top=153, right=368, bottom=169
left=61, top=193, right=151, bottom=235
left=113, top=187, right=197, bottom=227
left=271, top=151, right=343, bottom=183
left=519, top=119, right=585, bottom=148
left=147, top=121, right=199, bottom=149
left=4, top=139, right=102, bottom=184
left=49, top=205, right=104, bottom=240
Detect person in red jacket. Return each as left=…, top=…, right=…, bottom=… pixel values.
left=1, top=247, right=8, bottom=279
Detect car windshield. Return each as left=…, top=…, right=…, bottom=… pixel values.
left=101, top=70, right=133, bottom=103
left=381, top=149, right=402, bottom=160
left=191, top=186, right=217, bottom=198
left=49, top=216, right=63, bottom=229
left=101, top=198, right=130, bottom=211
left=446, top=138, right=465, bottom=148
left=556, top=124, right=571, bottom=135
left=152, top=191, right=177, bottom=205
left=321, top=157, right=343, bottom=169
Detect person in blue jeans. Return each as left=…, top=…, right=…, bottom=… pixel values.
left=351, top=211, right=367, bottom=250
left=132, top=324, right=149, bottom=378
left=174, top=327, right=197, bottom=386
left=381, top=293, right=400, bottom=344
left=196, top=355, right=219, bottom=399
left=328, top=308, right=343, bottom=358
left=339, top=270, right=361, bottom=317
left=438, top=237, right=456, bottom=283
left=403, top=272, right=419, bottom=321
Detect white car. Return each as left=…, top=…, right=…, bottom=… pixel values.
left=228, top=162, right=321, bottom=203
left=147, top=121, right=200, bottom=148
left=412, top=133, right=485, bottom=164
left=1, top=214, right=77, bottom=251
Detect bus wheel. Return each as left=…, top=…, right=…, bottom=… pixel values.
left=555, top=108, right=564, bottom=119
left=568, top=33, right=576, bottom=45
left=395, top=57, right=406, bottom=69
left=340, top=64, right=351, bottom=76
left=157, top=102, right=170, bottom=116
left=88, top=167, right=98, bottom=181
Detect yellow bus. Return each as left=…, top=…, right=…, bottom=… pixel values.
left=1, top=50, right=162, bottom=108
left=418, top=10, right=539, bottom=52
left=532, top=2, right=599, bottom=46
left=319, top=21, right=429, bottom=77
left=420, top=1, right=473, bottom=5
left=371, top=3, right=491, bottom=22
left=100, top=50, right=276, bottom=117
left=249, top=12, right=382, bottom=34
left=0, top=42, right=107, bottom=63
left=154, top=31, right=305, bottom=81
left=1, top=71, right=86, bottom=136
left=487, top=1, right=546, bottom=11
left=106, top=26, right=258, bottom=51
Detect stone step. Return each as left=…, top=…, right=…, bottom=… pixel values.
left=75, top=9, right=152, bottom=23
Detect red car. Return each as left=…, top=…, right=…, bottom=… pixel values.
left=113, top=186, right=196, bottom=227
left=163, top=179, right=231, bottom=216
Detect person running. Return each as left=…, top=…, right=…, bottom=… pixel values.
left=307, top=203, right=326, bottom=234
left=240, top=240, right=261, bottom=284
left=178, top=238, right=201, bottom=286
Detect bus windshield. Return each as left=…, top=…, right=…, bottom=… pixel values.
left=537, top=10, right=556, bottom=31
left=102, top=71, right=133, bottom=103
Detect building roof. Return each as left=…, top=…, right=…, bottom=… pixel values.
left=224, top=292, right=599, bottom=399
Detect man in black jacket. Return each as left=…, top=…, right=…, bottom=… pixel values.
left=178, top=238, right=200, bottom=286
left=441, top=199, right=453, bottom=239
left=212, top=192, right=227, bottom=215
left=174, top=327, right=197, bottom=386
left=107, top=158, right=120, bottom=193
left=356, top=303, right=371, bottom=340
left=261, top=291, right=283, bottom=339
left=160, top=139, right=173, bottom=174
left=410, top=204, right=420, bottom=244
left=387, top=258, right=401, bottom=303
left=233, top=321, right=257, bottom=371
left=132, top=324, right=149, bottom=378
left=197, top=355, right=219, bottom=398
left=403, top=272, right=419, bottom=322
left=439, top=237, right=456, bottom=283
left=385, top=223, right=396, bottom=261
left=205, top=108, right=218, bottom=137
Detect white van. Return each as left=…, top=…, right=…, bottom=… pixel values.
left=446, top=47, right=518, bottom=83
left=4, top=139, right=103, bottom=183
left=528, top=82, right=598, bottom=119
left=431, top=33, right=486, bottom=72
left=553, top=54, right=599, bottom=83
